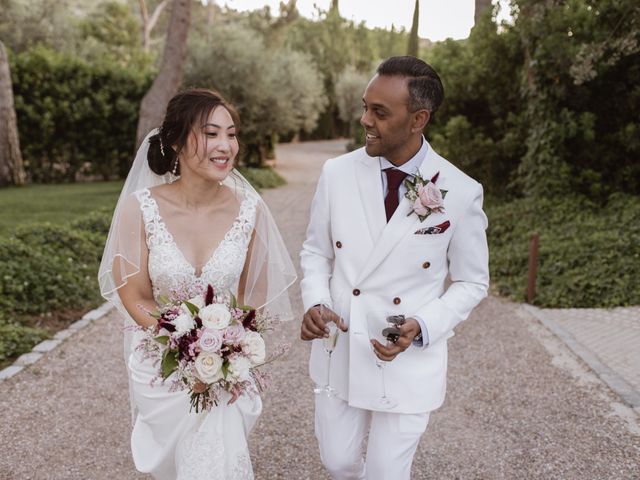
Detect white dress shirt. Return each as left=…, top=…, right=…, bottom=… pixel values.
left=378, top=137, right=430, bottom=347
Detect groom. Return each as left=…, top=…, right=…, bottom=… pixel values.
left=300, top=56, right=489, bottom=479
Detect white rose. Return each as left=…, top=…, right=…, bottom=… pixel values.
left=199, top=304, right=231, bottom=330
left=227, top=355, right=251, bottom=382
left=194, top=353, right=223, bottom=384
left=173, top=313, right=195, bottom=336
left=241, top=331, right=266, bottom=365
left=181, top=295, right=205, bottom=315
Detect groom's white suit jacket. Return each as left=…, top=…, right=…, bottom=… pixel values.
left=300, top=142, right=489, bottom=414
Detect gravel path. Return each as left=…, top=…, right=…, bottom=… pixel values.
left=1, top=140, right=639, bottom=479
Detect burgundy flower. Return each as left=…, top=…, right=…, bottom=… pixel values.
left=205, top=285, right=215, bottom=306
left=242, top=310, right=257, bottom=331
left=158, top=318, right=176, bottom=333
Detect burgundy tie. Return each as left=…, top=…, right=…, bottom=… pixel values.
left=384, top=168, right=408, bottom=222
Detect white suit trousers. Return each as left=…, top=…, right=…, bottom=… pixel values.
left=315, top=395, right=430, bottom=480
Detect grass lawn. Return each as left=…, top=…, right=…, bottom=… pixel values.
left=0, top=167, right=285, bottom=236
left=0, top=181, right=123, bottom=236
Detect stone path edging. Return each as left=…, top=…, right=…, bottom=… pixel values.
left=0, top=302, right=114, bottom=382
left=523, top=304, right=640, bottom=409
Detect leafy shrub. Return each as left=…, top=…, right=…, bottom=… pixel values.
left=0, top=208, right=113, bottom=318
left=0, top=235, right=101, bottom=317
left=237, top=167, right=286, bottom=191
left=486, top=193, right=640, bottom=307
left=0, top=322, right=48, bottom=364
left=11, top=45, right=152, bottom=182
left=70, top=208, right=113, bottom=237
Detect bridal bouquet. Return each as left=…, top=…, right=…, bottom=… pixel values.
left=136, top=285, right=281, bottom=412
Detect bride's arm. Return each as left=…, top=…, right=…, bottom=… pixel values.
left=116, top=259, right=158, bottom=328
left=111, top=197, right=158, bottom=328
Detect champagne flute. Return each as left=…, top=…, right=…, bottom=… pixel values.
left=365, top=311, right=398, bottom=409
left=313, top=300, right=343, bottom=396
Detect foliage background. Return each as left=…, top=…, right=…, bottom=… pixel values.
left=0, top=0, right=638, bottom=364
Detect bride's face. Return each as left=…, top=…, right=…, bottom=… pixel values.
left=179, top=107, right=239, bottom=183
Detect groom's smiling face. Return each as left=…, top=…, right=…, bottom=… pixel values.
left=360, top=74, right=416, bottom=166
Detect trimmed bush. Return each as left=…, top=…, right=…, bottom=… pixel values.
left=69, top=208, right=113, bottom=237
left=486, top=193, right=640, bottom=307
left=11, top=45, right=152, bottom=182
left=237, top=167, right=286, bottom=191
left=0, top=208, right=112, bottom=365
left=0, top=233, right=101, bottom=317
left=0, top=322, right=48, bottom=364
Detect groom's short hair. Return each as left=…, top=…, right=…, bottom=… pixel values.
left=377, top=56, right=444, bottom=115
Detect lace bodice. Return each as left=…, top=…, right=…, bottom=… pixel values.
left=135, top=188, right=257, bottom=303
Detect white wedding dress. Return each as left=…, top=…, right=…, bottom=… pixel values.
left=127, top=188, right=261, bottom=480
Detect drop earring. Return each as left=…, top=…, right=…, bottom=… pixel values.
left=172, top=159, right=179, bottom=177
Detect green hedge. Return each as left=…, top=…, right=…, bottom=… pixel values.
left=0, top=210, right=110, bottom=365
left=486, top=193, right=640, bottom=307
left=0, top=322, right=49, bottom=364
left=11, top=45, right=152, bottom=183
left=237, top=166, right=286, bottom=191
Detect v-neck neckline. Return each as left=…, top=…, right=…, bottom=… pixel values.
left=143, top=188, right=244, bottom=278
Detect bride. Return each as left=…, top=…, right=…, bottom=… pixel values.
left=98, top=89, right=296, bottom=479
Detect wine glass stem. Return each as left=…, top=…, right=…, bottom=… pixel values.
left=325, top=351, right=332, bottom=388
left=379, top=363, right=387, bottom=400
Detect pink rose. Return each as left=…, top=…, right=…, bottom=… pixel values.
left=223, top=324, right=246, bottom=346
left=412, top=197, right=429, bottom=216
left=199, top=328, right=223, bottom=353
left=419, top=182, right=444, bottom=210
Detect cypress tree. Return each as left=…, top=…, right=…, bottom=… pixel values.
left=407, top=0, right=419, bottom=57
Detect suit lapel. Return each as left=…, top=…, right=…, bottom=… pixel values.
left=354, top=154, right=387, bottom=244
left=355, top=145, right=443, bottom=284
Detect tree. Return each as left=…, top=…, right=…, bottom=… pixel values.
left=136, top=0, right=191, bottom=147
left=138, top=0, right=169, bottom=52
left=407, top=0, right=419, bottom=57
left=474, top=0, right=492, bottom=26
left=187, top=23, right=326, bottom=165
left=0, top=40, right=26, bottom=186
left=77, top=1, right=152, bottom=70
left=335, top=65, right=370, bottom=137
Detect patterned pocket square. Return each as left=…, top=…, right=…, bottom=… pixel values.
left=415, top=220, right=450, bottom=235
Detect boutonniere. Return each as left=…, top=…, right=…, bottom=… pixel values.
left=404, top=171, right=448, bottom=222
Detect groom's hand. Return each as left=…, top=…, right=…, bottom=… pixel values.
left=371, top=318, right=421, bottom=361
left=301, top=305, right=348, bottom=341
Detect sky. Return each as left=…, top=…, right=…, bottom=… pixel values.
left=213, top=0, right=512, bottom=42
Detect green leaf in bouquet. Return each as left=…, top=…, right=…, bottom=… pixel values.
left=157, top=295, right=171, bottom=306
left=183, top=301, right=199, bottom=315
left=229, top=293, right=238, bottom=309
left=239, top=305, right=254, bottom=312
left=161, top=349, right=178, bottom=379
left=154, top=335, right=169, bottom=345
left=222, top=361, right=230, bottom=379
left=149, top=311, right=161, bottom=320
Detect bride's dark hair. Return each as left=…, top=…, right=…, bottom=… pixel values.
left=147, top=88, right=240, bottom=176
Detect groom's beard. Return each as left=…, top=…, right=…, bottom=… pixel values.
left=364, top=133, right=413, bottom=164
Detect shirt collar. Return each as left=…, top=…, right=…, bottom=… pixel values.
left=379, top=136, right=429, bottom=178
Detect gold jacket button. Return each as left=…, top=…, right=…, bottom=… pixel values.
left=353, top=289, right=361, bottom=296
left=393, top=297, right=401, bottom=305
left=422, top=261, right=431, bottom=269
